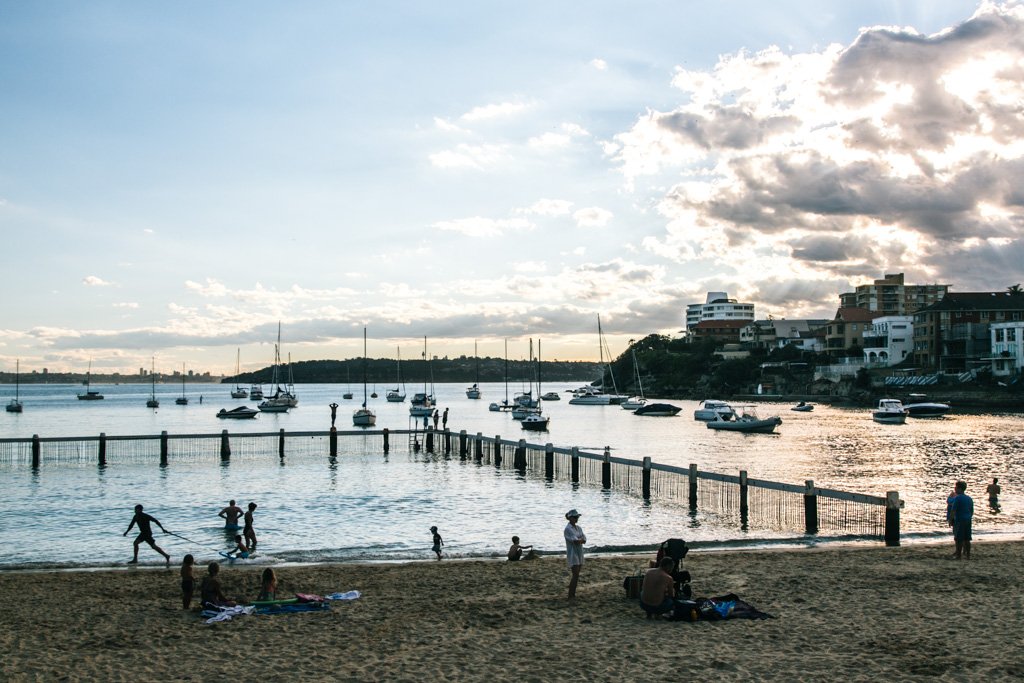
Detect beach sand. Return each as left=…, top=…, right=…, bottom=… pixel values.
left=1, top=541, right=1022, bottom=682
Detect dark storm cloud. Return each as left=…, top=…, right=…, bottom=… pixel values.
left=659, top=107, right=799, bottom=150
left=788, top=235, right=869, bottom=262
left=749, top=277, right=850, bottom=309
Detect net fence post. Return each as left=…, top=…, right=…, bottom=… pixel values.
left=804, top=480, right=818, bottom=535
left=642, top=456, right=651, bottom=500
left=885, top=491, right=901, bottom=546
left=688, top=464, right=698, bottom=510
left=98, top=432, right=106, bottom=467
left=602, top=447, right=612, bottom=489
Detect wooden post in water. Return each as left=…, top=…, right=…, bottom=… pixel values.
left=804, top=480, right=818, bottom=535
left=160, top=431, right=168, bottom=466
left=642, top=457, right=651, bottom=500
left=329, top=427, right=337, bottom=457
left=426, top=429, right=434, bottom=453
left=602, top=447, right=612, bottom=489
left=383, top=428, right=390, bottom=455
left=513, top=439, right=526, bottom=471
left=98, top=433, right=106, bottom=467
left=459, top=430, right=467, bottom=458
left=545, top=443, right=555, bottom=480
left=278, top=429, right=286, bottom=459
left=885, top=491, right=901, bottom=546
left=570, top=446, right=579, bottom=484
left=31, top=434, right=40, bottom=468
left=688, top=464, right=698, bottom=510
left=444, top=428, right=451, bottom=455
left=493, top=435, right=501, bottom=465
left=739, top=470, right=749, bottom=528
left=220, top=430, right=231, bottom=461
left=475, top=432, right=483, bottom=461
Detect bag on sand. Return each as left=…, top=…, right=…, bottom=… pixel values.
left=622, top=572, right=644, bottom=599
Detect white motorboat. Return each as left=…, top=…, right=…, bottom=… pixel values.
left=568, top=386, right=612, bottom=405
left=249, top=384, right=264, bottom=401
left=217, top=406, right=259, bottom=419
left=872, top=399, right=908, bottom=424
left=541, top=391, right=560, bottom=401
left=694, top=399, right=735, bottom=421
left=791, top=402, right=814, bottom=412
left=706, top=407, right=781, bottom=433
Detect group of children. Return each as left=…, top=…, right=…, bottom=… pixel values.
left=180, top=554, right=278, bottom=610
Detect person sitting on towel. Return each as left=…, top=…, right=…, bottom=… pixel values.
left=640, top=557, right=676, bottom=619
left=200, top=562, right=236, bottom=608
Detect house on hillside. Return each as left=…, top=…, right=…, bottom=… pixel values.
left=913, top=292, right=1024, bottom=371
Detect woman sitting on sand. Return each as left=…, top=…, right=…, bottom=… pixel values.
left=257, top=568, right=277, bottom=602
left=200, top=562, right=236, bottom=608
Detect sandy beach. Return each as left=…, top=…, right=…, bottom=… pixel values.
left=1, top=541, right=1021, bottom=682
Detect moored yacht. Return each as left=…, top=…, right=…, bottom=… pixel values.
left=872, top=399, right=908, bottom=424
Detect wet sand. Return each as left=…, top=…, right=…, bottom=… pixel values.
left=1, top=541, right=1021, bottom=681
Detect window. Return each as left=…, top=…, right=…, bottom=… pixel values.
left=996, top=329, right=1005, bottom=342
left=1008, top=329, right=1017, bottom=342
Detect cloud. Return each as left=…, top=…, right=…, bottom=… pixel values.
left=522, top=199, right=574, bottom=216
left=590, top=58, right=608, bottom=71
left=429, top=143, right=510, bottom=169
left=82, top=276, right=114, bottom=286
left=527, top=123, right=591, bottom=150
left=433, top=117, right=466, bottom=133
left=431, top=216, right=534, bottom=238
left=113, top=302, right=139, bottom=309
left=573, top=207, right=614, bottom=228
left=460, top=102, right=530, bottom=122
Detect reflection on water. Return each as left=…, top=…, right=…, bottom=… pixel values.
left=1, top=383, right=1022, bottom=568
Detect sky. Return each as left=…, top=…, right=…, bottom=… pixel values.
left=2, top=1, right=1023, bottom=375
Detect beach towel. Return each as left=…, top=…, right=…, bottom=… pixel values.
left=202, top=605, right=255, bottom=624
left=325, top=590, right=361, bottom=601
left=254, top=601, right=330, bottom=615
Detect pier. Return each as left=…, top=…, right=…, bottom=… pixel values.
left=1, top=426, right=902, bottom=545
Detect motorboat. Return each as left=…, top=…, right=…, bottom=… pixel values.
left=217, top=406, right=259, bottom=419
left=872, top=399, right=908, bottom=424
left=465, top=383, right=481, bottom=399
left=904, top=395, right=950, bottom=418
left=541, top=391, right=560, bottom=401
left=633, top=402, right=681, bottom=417
left=520, top=413, right=550, bottom=431
left=791, top=402, right=814, bottom=412
left=258, top=401, right=290, bottom=413
left=568, top=386, right=612, bottom=405
left=249, top=384, right=264, bottom=401
left=694, top=399, right=735, bottom=421
left=706, top=407, right=781, bottom=434
left=352, top=328, right=376, bottom=427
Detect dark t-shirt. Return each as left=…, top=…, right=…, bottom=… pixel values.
left=131, top=512, right=157, bottom=539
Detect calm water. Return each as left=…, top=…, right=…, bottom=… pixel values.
left=2, top=382, right=1021, bottom=569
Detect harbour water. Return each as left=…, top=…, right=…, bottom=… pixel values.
left=2, top=382, right=1022, bottom=569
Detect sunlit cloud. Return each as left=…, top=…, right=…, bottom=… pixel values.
left=113, top=302, right=139, bottom=309
left=82, top=276, right=113, bottom=287
left=431, top=216, right=534, bottom=238
left=574, top=207, right=614, bottom=228
left=429, top=143, right=510, bottom=169
left=460, top=101, right=530, bottom=122
left=590, top=58, right=607, bottom=71
left=522, top=199, right=574, bottom=216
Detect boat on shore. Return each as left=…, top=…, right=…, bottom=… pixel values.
left=633, top=402, right=681, bottom=417
left=706, top=407, right=781, bottom=433
left=217, top=406, right=259, bottom=419
left=694, top=399, right=734, bottom=421
left=872, top=399, right=908, bottom=424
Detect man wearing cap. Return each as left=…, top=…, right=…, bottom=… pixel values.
left=563, top=509, right=586, bottom=599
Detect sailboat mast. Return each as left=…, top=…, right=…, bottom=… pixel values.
left=363, top=327, right=369, bottom=407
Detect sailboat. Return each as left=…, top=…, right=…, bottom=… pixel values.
left=146, top=357, right=159, bottom=408
left=512, top=340, right=541, bottom=419
left=230, top=349, right=248, bottom=399
left=568, top=315, right=624, bottom=405
left=343, top=363, right=354, bottom=400
left=175, top=363, right=189, bottom=405
left=6, top=359, right=23, bottom=413
left=386, top=347, right=406, bottom=402
left=521, top=341, right=549, bottom=431
left=488, top=339, right=513, bottom=412
left=77, top=360, right=104, bottom=400
left=409, top=337, right=435, bottom=417
left=260, top=323, right=298, bottom=411
left=465, top=340, right=481, bottom=399
left=352, top=327, right=376, bottom=427
left=620, top=343, right=647, bottom=411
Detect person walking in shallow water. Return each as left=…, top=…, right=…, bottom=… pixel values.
left=987, top=477, right=1001, bottom=510
left=563, top=509, right=586, bottom=599
left=124, top=504, right=170, bottom=565
left=430, top=526, right=444, bottom=560
left=243, top=502, right=258, bottom=552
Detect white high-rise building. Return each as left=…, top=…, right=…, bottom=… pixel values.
left=685, top=292, right=755, bottom=330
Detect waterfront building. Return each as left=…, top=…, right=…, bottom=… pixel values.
left=740, top=319, right=829, bottom=350
left=690, top=319, right=748, bottom=344
left=862, top=315, right=914, bottom=367
left=913, top=292, right=1024, bottom=371
left=838, top=273, right=949, bottom=315
left=825, top=308, right=882, bottom=355
left=685, top=292, right=755, bottom=330
left=989, top=321, right=1024, bottom=378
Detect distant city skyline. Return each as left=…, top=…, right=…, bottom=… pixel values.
left=3, top=1, right=1021, bottom=375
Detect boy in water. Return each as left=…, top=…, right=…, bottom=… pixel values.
left=430, top=525, right=444, bottom=560
left=123, top=504, right=170, bottom=565
left=230, top=534, right=250, bottom=559
left=243, top=502, right=258, bottom=552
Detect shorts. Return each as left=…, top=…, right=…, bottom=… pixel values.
left=953, top=519, right=972, bottom=542
left=641, top=598, right=675, bottom=616
left=135, top=533, right=156, bottom=546
left=182, top=578, right=195, bottom=594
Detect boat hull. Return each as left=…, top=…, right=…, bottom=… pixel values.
left=218, top=407, right=259, bottom=419
left=520, top=416, right=549, bottom=431
left=634, top=403, right=681, bottom=417
left=352, top=409, right=376, bottom=427
left=872, top=412, right=907, bottom=424
left=905, top=403, right=950, bottom=418
left=707, top=416, right=781, bottom=433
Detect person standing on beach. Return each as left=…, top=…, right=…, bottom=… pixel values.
left=987, top=477, right=1001, bottom=509
left=219, top=500, right=243, bottom=532
left=180, top=554, right=196, bottom=609
left=950, top=480, right=974, bottom=560
left=563, top=509, right=586, bottom=599
left=430, top=525, right=444, bottom=560
left=243, top=502, right=258, bottom=552
left=123, top=504, right=170, bottom=565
